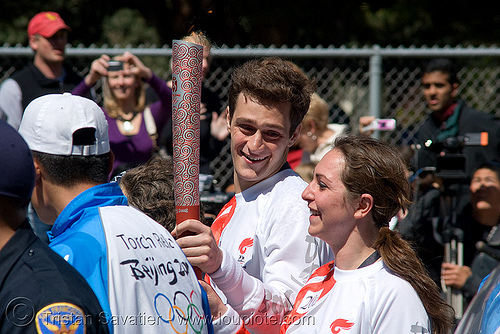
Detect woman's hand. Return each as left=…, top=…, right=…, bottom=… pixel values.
left=120, top=51, right=153, bottom=81
left=211, top=108, right=230, bottom=141
left=199, top=280, right=228, bottom=320
left=84, top=54, right=110, bottom=87
left=358, top=115, right=376, bottom=136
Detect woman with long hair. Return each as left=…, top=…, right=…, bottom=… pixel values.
left=73, top=51, right=171, bottom=177
left=281, top=135, right=454, bottom=334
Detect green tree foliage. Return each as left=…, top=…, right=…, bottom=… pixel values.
left=1, top=0, right=500, bottom=47
left=0, top=16, right=30, bottom=45
left=101, top=8, right=161, bottom=46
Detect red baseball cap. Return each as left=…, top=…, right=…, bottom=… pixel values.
left=27, top=12, right=71, bottom=38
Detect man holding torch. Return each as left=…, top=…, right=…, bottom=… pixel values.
left=175, top=57, right=332, bottom=333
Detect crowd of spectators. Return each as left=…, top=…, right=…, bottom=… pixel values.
left=1, top=10, right=500, bottom=333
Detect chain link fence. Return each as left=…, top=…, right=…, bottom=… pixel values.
left=2, top=45, right=500, bottom=190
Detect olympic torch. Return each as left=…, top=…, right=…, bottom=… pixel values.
left=171, top=38, right=203, bottom=266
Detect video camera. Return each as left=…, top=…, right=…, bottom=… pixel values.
left=417, top=132, right=489, bottom=319
left=199, top=174, right=233, bottom=225
left=423, top=132, right=489, bottom=181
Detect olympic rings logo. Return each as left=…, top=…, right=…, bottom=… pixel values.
left=154, top=290, right=205, bottom=334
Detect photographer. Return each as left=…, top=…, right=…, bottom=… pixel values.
left=415, top=58, right=500, bottom=180
left=400, top=59, right=500, bottom=279
left=441, top=162, right=500, bottom=307
left=72, top=51, right=172, bottom=178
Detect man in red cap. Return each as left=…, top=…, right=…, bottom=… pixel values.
left=0, top=11, right=85, bottom=244
left=0, top=11, right=82, bottom=130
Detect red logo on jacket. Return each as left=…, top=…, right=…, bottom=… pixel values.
left=238, top=238, right=254, bottom=254
left=330, top=319, right=354, bottom=333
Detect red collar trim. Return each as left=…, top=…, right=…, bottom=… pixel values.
left=440, top=102, right=458, bottom=123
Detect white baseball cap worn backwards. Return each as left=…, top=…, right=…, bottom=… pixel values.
left=19, top=93, right=110, bottom=156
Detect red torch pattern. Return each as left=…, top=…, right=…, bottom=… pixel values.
left=171, top=40, right=203, bottom=224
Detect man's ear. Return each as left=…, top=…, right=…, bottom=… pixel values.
left=353, top=194, right=374, bottom=219
left=288, top=123, right=302, bottom=147
left=451, top=82, right=459, bottom=99
left=29, top=34, right=39, bottom=51
left=33, top=155, right=42, bottom=183
left=108, top=151, right=115, bottom=176
left=307, top=119, right=317, bottom=134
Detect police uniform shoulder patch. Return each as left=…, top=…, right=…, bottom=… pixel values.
left=35, top=302, right=86, bottom=334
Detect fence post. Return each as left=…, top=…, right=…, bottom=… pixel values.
left=369, top=45, right=382, bottom=138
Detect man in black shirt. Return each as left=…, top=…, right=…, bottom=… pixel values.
left=415, top=58, right=500, bottom=178
left=0, top=12, right=86, bottom=243
left=400, top=58, right=500, bottom=288
left=0, top=12, right=82, bottom=130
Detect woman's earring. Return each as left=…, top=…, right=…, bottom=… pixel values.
left=307, top=131, right=317, bottom=140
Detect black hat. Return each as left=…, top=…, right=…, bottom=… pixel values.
left=0, top=120, right=35, bottom=199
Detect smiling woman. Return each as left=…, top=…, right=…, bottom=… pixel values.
left=281, top=135, right=454, bottom=334
left=72, top=51, right=172, bottom=177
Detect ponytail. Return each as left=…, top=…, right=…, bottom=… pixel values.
left=375, top=227, right=454, bottom=334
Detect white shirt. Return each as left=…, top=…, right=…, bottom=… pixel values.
left=0, top=79, right=23, bottom=129
left=210, top=168, right=332, bottom=334
left=98, top=206, right=210, bottom=333
left=281, top=260, right=431, bottom=334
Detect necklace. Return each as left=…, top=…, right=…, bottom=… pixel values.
left=117, top=111, right=139, bottom=132
left=358, top=250, right=381, bottom=269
